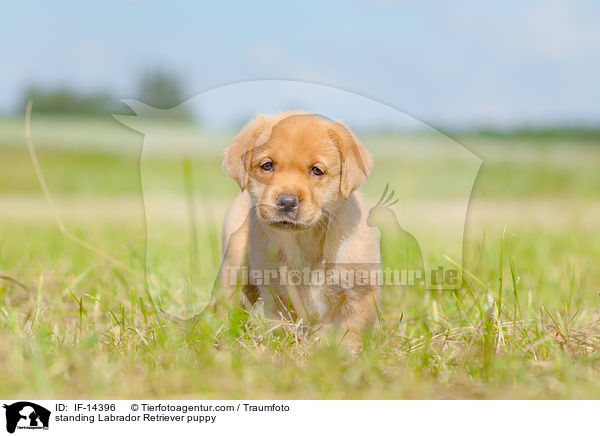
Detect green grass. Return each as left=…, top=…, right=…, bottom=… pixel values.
left=1, top=116, right=600, bottom=398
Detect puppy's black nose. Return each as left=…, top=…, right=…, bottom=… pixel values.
left=276, top=194, right=299, bottom=213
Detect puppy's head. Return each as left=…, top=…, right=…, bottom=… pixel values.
left=223, top=111, right=372, bottom=231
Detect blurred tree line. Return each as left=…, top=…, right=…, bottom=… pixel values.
left=22, top=71, right=193, bottom=120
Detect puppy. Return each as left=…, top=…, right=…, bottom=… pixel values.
left=219, top=111, right=380, bottom=347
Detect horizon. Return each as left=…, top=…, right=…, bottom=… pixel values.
left=4, top=0, right=600, bottom=130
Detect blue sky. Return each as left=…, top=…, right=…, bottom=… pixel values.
left=3, top=0, right=600, bottom=128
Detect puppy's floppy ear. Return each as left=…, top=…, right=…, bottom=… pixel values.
left=222, top=115, right=269, bottom=191
left=330, top=120, right=373, bottom=199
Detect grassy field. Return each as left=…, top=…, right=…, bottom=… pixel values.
left=1, top=116, right=600, bottom=399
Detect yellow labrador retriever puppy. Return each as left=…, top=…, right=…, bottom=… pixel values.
left=219, top=111, right=380, bottom=347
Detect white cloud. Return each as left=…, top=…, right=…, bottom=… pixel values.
left=245, top=39, right=352, bottom=87
left=247, top=40, right=285, bottom=70
left=522, top=1, right=600, bottom=59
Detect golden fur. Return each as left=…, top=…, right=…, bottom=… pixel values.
left=218, top=111, right=380, bottom=347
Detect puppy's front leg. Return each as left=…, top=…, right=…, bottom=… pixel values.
left=210, top=217, right=251, bottom=316
left=338, top=287, right=380, bottom=350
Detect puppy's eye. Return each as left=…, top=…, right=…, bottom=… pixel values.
left=311, top=166, right=324, bottom=176
left=260, top=161, right=273, bottom=171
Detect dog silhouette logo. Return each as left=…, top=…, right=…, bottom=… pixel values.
left=115, top=80, right=482, bottom=318
left=2, top=402, right=50, bottom=433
